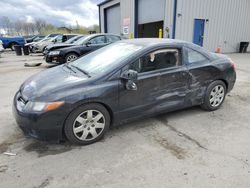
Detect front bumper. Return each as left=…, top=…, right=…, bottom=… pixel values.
left=45, top=54, right=64, bottom=64
left=13, top=92, right=68, bottom=142
left=32, top=46, right=43, bottom=53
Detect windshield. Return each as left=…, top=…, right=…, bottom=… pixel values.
left=71, top=42, right=143, bottom=75
left=65, top=35, right=82, bottom=44
left=49, top=36, right=58, bottom=42
left=74, top=36, right=88, bottom=45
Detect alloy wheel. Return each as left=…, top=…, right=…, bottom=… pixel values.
left=209, top=85, right=225, bottom=107
left=73, top=110, right=105, bottom=141
left=66, top=54, right=77, bottom=62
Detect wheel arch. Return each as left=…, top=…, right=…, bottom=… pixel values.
left=217, top=79, right=228, bottom=92
left=65, top=51, right=80, bottom=57
left=9, top=41, right=18, bottom=48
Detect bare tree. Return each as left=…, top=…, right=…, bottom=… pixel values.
left=14, top=20, right=23, bottom=35
left=35, top=19, right=46, bottom=34
left=1, top=16, right=12, bottom=35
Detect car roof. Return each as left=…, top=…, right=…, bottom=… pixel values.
left=121, top=38, right=188, bottom=46
left=88, top=33, right=121, bottom=38
left=121, top=38, right=211, bottom=53
left=63, top=34, right=82, bottom=36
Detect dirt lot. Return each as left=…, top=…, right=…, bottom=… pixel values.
left=0, top=51, right=250, bottom=188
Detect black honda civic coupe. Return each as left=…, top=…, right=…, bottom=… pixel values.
left=13, top=39, right=236, bottom=145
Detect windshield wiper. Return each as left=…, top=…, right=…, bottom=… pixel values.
left=71, top=65, right=91, bottom=78
left=64, top=63, right=76, bottom=73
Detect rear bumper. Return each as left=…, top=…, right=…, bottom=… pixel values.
left=226, top=69, right=236, bottom=93
left=13, top=92, right=68, bottom=142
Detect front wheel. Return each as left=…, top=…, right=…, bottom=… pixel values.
left=201, top=80, right=226, bottom=111
left=64, top=103, right=110, bottom=145
left=65, top=53, right=78, bottom=63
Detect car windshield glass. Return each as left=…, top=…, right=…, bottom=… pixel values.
left=71, top=42, right=143, bottom=75
left=49, top=36, right=58, bottom=42
left=39, top=37, right=50, bottom=42
left=65, top=36, right=81, bottom=44
left=74, top=36, right=88, bottom=45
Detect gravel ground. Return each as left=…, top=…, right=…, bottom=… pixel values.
left=0, top=51, right=250, bottom=188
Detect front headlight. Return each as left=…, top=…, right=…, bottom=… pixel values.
left=49, top=51, right=60, bottom=55
left=25, top=101, right=64, bottom=112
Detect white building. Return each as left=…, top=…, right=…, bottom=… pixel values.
left=98, top=0, right=250, bottom=53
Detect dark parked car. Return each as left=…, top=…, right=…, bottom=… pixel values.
left=45, top=34, right=121, bottom=64
left=13, top=39, right=236, bottom=145
left=43, top=35, right=85, bottom=55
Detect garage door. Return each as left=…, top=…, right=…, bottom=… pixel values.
left=105, top=4, right=121, bottom=34
left=138, top=0, right=165, bottom=24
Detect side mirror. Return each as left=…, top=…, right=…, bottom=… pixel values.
left=121, top=70, right=138, bottom=91
left=121, top=69, right=138, bottom=81
left=85, top=41, right=91, bottom=47
left=126, top=80, right=137, bottom=91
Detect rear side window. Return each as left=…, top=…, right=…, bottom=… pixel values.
left=186, top=48, right=209, bottom=64
left=106, top=35, right=120, bottom=43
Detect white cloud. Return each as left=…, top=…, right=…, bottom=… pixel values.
left=0, top=0, right=100, bottom=27
left=26, top=16, right=35, bottom=23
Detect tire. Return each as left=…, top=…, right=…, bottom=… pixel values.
left=65, top=53, right=78, bottom=63
left=201, top=80, right=226, bottom=111
left=10, top=43, right=17, bottom=51
left=64, top=103, right=110, bottom=145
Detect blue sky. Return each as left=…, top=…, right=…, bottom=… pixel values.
left=0, top=0, right=104, bottom=27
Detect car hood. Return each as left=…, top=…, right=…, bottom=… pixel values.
left=60, top=45, right=84, bottom=51
left=46, top=43, right=76, bottom=50
left=25, top=42, right=36, bottom=46
left=20, top=65, right=89, bottom=101
left=37, top=41, right=51, bottom=46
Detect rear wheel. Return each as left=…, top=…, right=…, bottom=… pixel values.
left=64, top=103, right=110, bottom=145
left=65, top=53, right=78, bottom=63
left=201, top=80, right=226, bottom=111
left=10, top=43, right=17, bottom=51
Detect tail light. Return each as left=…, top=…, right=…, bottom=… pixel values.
left=228, top=58, right=236, bottom=71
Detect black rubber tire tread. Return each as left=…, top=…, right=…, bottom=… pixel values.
left=201, top=80, right=226, bottom=111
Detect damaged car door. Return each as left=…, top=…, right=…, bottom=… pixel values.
left=155, top=47, right=189, bottom=112
left=118, top=54, right=161, bottom=121
left=118, top=47, right=190, bottom=121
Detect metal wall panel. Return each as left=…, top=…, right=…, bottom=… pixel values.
left=164, top=0, right=174, bottom=38
left=99, top=0, right=250, bottom=52
left=175, top=0, right=250, bottom=53
left=138, top=0, right=165, bottom=24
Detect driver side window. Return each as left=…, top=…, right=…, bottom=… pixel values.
left=129, top=49, right=181, bottom=73
left=89, top=36, right=105, bottom=45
